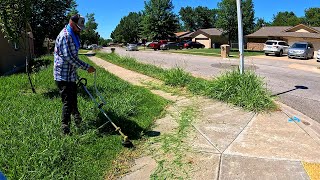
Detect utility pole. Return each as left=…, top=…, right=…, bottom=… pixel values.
left=236, top=0, right=244, bottom=74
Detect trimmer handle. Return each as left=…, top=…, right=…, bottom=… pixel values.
left=77, top=78, right=87, bottom=87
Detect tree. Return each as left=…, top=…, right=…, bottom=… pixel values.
left=30, top=0, right=76, bottom=54
left=272, top=11, right=301, bottom=26
left=179, top=6, right=217, bottom=31
left=0, top=0, right=75, bottom=55
left=242, top=0, right=255, bottom=35
left=81, top=13, right=99, bottom=45
left=216, top=0, right=255, bottom=44
left=179, top=6, right=196, bottom=31
left=216, top=0, right=238, bottom=44
left=254, top=18, right=269, bottom=32
left=142, top=0, right=179, bottom=40
left=99, top=37, right=112, bottom=46
left=304, top=8, right=320, bottom=27
left=111, top=12, right=142, bottom=43
left=194, top=6, right=217, bottom=29
left=0, top=0, right=31, bottom=44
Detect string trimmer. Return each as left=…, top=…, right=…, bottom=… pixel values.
left=77, top=71, right=134, bottom=148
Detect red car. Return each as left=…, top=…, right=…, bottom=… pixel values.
left=150, top=40, right=168, bottom=50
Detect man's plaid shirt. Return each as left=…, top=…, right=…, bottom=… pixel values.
left=54, top=27, right=89, bottom=82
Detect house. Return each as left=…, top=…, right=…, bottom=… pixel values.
left=0, top=31, right=34, bottom=75
left=174, top=31, right=194, bottom=41
left=189, top=28, right=228, bottom=48
left=246, top=24, right=320, bottom=51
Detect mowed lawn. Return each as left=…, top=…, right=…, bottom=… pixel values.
left=168, top=48, right=264, bottom=57
left=0, top=55, right=168, bottom=179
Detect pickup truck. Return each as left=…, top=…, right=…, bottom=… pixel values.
left=149, top=40, right=168, bottom=50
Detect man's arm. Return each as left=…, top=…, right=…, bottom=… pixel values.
left=61, top=35, right=90, bottom=70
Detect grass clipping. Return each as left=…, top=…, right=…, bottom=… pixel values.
left=207, top=70, right=276, bottom=112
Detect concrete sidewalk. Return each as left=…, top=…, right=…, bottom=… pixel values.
left=89, top=56, right=320, bottom=180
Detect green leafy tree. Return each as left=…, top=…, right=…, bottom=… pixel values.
left=0, top=0, right=31, bottom=44
left=242, top=0, right=255, bottom=35
left=216, top=0, right=255, bottom=44
left=142, top=0, right=179, bottom=40
left=216, top=0, right=238, bottom=44
left=254, top=18, right=270, bottom=32
left=179, top=6, right=217, bottom=31
left=111, top=12, right=142, bottom=43
left=272, top=11, right=301, bottom=26
left=66, top=0, right=79, bottom=20
left=304, top=8, right=320, bottom=27
left=99, top=37, right=112, bottom=46
left=30, top=0, right=76, bottom=54
left=81, top=13, right=99, bottom=45
left=0, top=0, right=75, bottom=55
left=194, top=6, right=217, bottom=29
left=179, top=6, right=196, bottom=31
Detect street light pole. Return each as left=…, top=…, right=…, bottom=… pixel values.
left=236, top=0, right=244, bottom=74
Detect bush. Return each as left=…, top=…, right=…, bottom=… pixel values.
left=206, top=69, right=276, bottom=112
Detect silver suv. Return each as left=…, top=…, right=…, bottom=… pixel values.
left=288, top=42, right=314, bottom=60
left=263, top=40, right=289, bottom=57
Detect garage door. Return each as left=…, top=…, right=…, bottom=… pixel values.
left=195, top=38, right=211, bottom=48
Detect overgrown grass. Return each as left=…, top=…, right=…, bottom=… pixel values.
left=207, top=70, right=276, bottom=111
left=0, top=55, right=168, bottom=179
left=97, top=52, right=277, bottom=112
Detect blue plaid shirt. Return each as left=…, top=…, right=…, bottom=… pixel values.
left=54, top=27, right=89, bottom=82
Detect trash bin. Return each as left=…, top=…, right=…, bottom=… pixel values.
left=221, top=44, right=230, bottom=58
left=111, top=48, right=115, bottom=53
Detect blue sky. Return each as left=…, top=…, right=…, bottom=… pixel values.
left=76, top=0, right=320, bottom=39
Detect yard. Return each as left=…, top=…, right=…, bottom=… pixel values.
left=168, top=48, right=264, bottom=57
left=0, top=55, right=168, bottom=179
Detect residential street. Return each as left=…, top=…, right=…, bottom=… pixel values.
left=102, top=47, right=320, bottom=124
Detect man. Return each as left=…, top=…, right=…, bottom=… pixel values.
left=54, top=14, right=96, bottom=135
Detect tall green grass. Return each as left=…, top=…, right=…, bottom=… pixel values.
left=206, top=70, right=276, bottom=111
left=0, top=55, right=168, bottom=179
left=97, top=52, right=277, bottom=112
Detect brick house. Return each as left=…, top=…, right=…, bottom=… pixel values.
left=0, top=31, right=34, bottom=75
left=246, top=24, right=320, bottom=51
left=189, top=28, right=228, bottom=48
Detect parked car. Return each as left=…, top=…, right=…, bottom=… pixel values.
left=160, top=42, right=183, bottom=50
left=150, top=40, right=168, bottom=50
left=126, top=44, right=138, bottom=51
left=288, top=42, right=314, bottom=60
left=184, top=41, right=205, bottom=49
left=317, top=49, right=320, bottom=62
left=263, top=40, right=289, bottom=56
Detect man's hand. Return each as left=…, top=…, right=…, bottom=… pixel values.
left=87, top=66, right=96, bottom=73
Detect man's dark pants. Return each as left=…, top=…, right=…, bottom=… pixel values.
left=56, top=81, right=82, bottom=133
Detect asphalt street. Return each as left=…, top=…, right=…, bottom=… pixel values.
left=102, top=47, right=320, bottom=124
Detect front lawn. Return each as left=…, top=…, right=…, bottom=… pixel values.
left=0, top=55, right=168, bottom=179
left=168, top=48, right=264, bottom=57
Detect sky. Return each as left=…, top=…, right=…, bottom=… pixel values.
left=76, top=0, right=320, bottom=39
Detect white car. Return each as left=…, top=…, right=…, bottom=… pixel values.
left=317, top=50, right=320, bottom=62
left=263, top=40, right=289, bottom=57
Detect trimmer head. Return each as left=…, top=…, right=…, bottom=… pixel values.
left=122, top=139, right=134, bottom=148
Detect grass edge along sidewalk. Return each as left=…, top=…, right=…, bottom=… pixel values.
left=96, top=52, right=277, bottom=112
left=0, top=55, right=169, bottom=179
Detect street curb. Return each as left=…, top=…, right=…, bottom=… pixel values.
left=277, top=101, right=320, bottom=146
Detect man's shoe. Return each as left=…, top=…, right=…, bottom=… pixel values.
left=75, top=118, right=82, bottom=128
left=61, top=124, right=71, bottom=135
